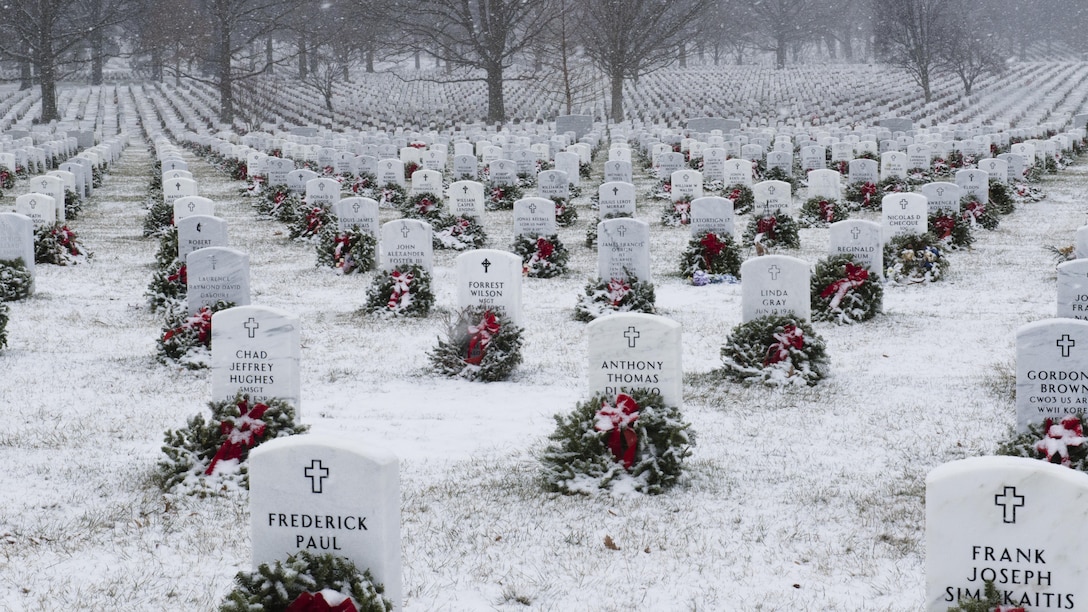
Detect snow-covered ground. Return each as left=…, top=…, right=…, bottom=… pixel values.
left=1, top=101, right=1085, bottom=610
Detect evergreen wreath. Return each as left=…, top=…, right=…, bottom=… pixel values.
left=64, top=189, right=82, bottom=220
left=35, top=222, right=91, bottom=265
left=0, top=301, right=8, bottom=351
left=513, top=234, right=569, bottom=278
left=0, top=258, right=33, bottom=302
left=573, top=275, right=656, bottom=322
left=400, top=191, right=444, bottom=221
left=798, top=197, right=849, bottom=228
left=428, top=308, right=524, bottom=382
left=579, top=161, right=592, bottom=179
left=997, top=415, right=1088, bottom=472
left=376, top=183, right=408, bottom=209
left=257, top=188, right=303, bottom=222
left=156, top=300, right=233, bottom=369
left=722, top=184, right=755, bottom=214
left=219, top=551, right=392, bottom=612
left=944, top=579, right=1022, bottom=612
left=928, top=210, right=974, bottom=250
left=661, top=195, right=693, bottom=227
left=316, top=226, right=377, bottom=274
left=1012, top=182, right=1045, bottom=203
left=0, top=166, right=14, bottom=190
left=154, top=225, right=179, bottom=270
left=842, top=180, right=882, bottom=211
left=876, top=176, right=911, bottom=197
left=742, top=210, right=800, bottom=253
left=146, top=260, right=188, bottom=314
left=810, top=254, right=882, bottom=324
left=987, top=181, right=1016, bottom=215
left=486, top=183, right=523, bottom=211
left=289, top=206, right=332, bottom=241
left=350, top=173, right=379, bottom=197
left=364, top=265, right=434, bottom=317
left=651, top=178, right=672, bottom=201
left=678, top=230, right=742, bottom=280
left=432, top=214, right=487, bottom=251
left=157, top=394, right=308, bottom=496
left=762, top=166, right=800, bottom=191
left=883, top=233, right=949, bottom=284
left=143, top=197, right=173, bottom=237
left=553, top=197, right=578, bottom=227
left=719, top=315, right=829, bottom=386
left=960, top=195, right=999, bottom=231
left=540, top=389, right=694, bottom=496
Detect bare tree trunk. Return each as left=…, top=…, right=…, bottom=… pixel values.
left=485, top=63, right=505, bottom=123
left=678, top=43, right=686, bottom=68
left=414, top=50, right=420, bottom=69
left=19, top=57, right=32, bottom=91
left=266, top=38, right=274, bottom=74
left=610, top=73, right=624, bottom=123
left=298, top=34, right=308, bottom=79
left=365, top=48, right=374, bottom=72
left=218, top=26, right=234, bottom=124
left=151, top=47, right=162, bottom=82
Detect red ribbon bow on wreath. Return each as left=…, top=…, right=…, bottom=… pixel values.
left=594, top=393, right=640, bottom=469
left=491, top=187, right=506, bottom=202
left=464, top=311, right=500, bottom=365
left=728, top=188, right=742, bottom=201
left=673, top=200, right=690, bottom=224
left=700, top=232, right=725, bottom=270
left=764, top=325, right=804, bottom=366
left=333, top=234, right=353, bottom=268
left=606, top=278, right=631, bottom=306
left=819, top=263, right=869, bottom=310
left=286, top=591, right=358, bottom=612
left=450, top=218, right=470, bottom=236
left=818, top=200, right=834, bottom=223
left=963, top=200, right=985, bottom=222
left=416, top=197, right=435, bottom=215
left=860, top=182, right=877, bottom=207
left=162, top=306, right=212, bottom=345
left=756, top=216, right=777, bottom=240
left=167, top=264, right=187, bottom=285
left=536, top=237, right=554, bottom=259
left=1035, top=417, right=1086, bottom=467
left=387, top=270, right=413, bottom=309
left=305, top=208, right=324, bottom=233
left=205, top=397, right=270, bottom=475
left=934, top=215, right=956, bottom=240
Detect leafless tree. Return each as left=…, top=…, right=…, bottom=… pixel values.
left=938, top=1, right=1006, bottom=95
left=531, top=0, right=600, bottom=116
left=578, top=0, right=708, bottom=123
left=873, top=0, right=948, bottom=103
left=747, top=0, right=836, bottom=68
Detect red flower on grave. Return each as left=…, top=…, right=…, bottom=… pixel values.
left=535, top=237, right=554, bottom=259
left=594, top=394, right=640, bottom=469
left=934, top=215, right=956, bottom=240
left=606, top=278, right=631, bottom=307
left=756, top=216, right=778, bottom=240
left=352, top=176, right=372, bottom=193
left=763, top=325, right=804, bottom=366
left=333, top=234, right=354, bottom=269
left=819, top=263, right=869, bottom=310
left=53, top=225, right=80, bottom=255
left=464, top=310, right=500, bottom=365
left=167, top=264, right=187, bottom=285
left=387, top=270, right=413, bottom=309
left=409, top=142, right=427, bottom=149
left=700, top=232, right=725, bottom=270
left=286, top=592, right=357, bottom=612
left=205, top=397, right=271, bottom=475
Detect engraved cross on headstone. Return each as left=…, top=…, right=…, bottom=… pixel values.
left=768, top=264, right=781, bottom=280
left=616, top=225, right=628, bottom=236
left=188, top=202, right=195, bottom=212
left=352, top=202, right=361, bottom=213
left=1058, top=334, right=1076, bottom=357
left=244, top=317, right=259, bottom=338
left=210, top=255, right=218, bottom=270
left=994, top=486, right=1024, bottom=524
left=401, top=224, right=411, bottom=238
left=900, top=198, right=909, bottom=210
left=304, top=459, right=330, bottom=494
left=612, top=186, right=619, bottom=196
left=175, top=182, right=181, bottom=191
left=850, top=226, right=861, bottom=240
left=624, top=326, right=640, bottom=348
left=481, top=258, right=491, bottom=273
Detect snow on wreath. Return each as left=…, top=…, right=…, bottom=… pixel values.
left=219, top=551, right=392, bottom=612
left=541, top=389, right=693, bottom=496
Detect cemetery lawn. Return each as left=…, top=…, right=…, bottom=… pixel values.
left=1, top=143, right=1081, bottom=611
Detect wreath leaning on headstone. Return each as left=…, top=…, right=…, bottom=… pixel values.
left=513, top=234, right=569, bottom=278
left=842, top=180, right=882, bottom=211
left=996, top=415, right=1088, bottom=473
left=883, top=232, right=949, bottom=284
left=573, top=274, right=656, bottom=322
left=719, top=315, right=829, bottom=386
left=432, top=214, right=488, bottom=251
left=0, top=258, right=33, bottom=302
left=810, top=254, right=883, bottom=325
left=678, top=230, right=742, bottom=283
left=742, top=209, right=800, bottom=253
left=0, top=302, right=9, bottom=351
left=428, top=308, right=523, bottom=382
left=928, top=210, right=974, bottom=250
left=316, top=226, right=377, bottom=275
left=986, top=181, right=1015, bottom=215
left=157, top=393, right=308, bottom=496
left=289, top=205, right=332, bottom=241
left=219, top=551, right=392, bottom=612
left=399, top=191, right=444, bottom=221
left=797, top=197, right=850, bottom=228
left=660, top=195, right=693, bottom=226
left=722, top=184, right=755, bottom=214
left=540, top=389, right=694, bottom=496
left=553, top=197, right=579, bottom=227
left=146, top=259, right=187, bottom=314
left=364, top=265, right=434, bottom=318
left=143, top=196, right=172, bottom=237
left=960, top=194, right=999, bottom=231
left=486, top=183, right=523, bottom=211
left=156, top=300, right=233, bottom=369
left=35, top=222, right=91, bottom=265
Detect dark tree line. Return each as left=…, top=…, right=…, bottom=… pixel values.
left=0, top=0, right=1081, bottom=125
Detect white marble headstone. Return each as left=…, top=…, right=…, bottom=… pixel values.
left=305, top=178, right=341, bottom=208
left=689, top=197, right=734, bottom=237
left=806, top=169, right=841, bottom=200
left=1057, top=260, right=1088, bottom=321
left=334, top=198, right=380, bottom=236
left=603, top=160, right=633, bottom=184
left=752, top=180, right=792, bottom=215
left=380, top=220, right=433, bottom=272
left=723, top=158, right=753, bottom=187
left=978, top=158, right=1009, bottom=184
left=920, top=182, right=963, bottom=215
left=828, top=220, right=883, bottom=278
left=0, top=212, right=34, bottom=282
left=671, top=170, right=703, bottom=201
left=512, top=197, right=556, bottom=238
left=174, top=196, right=215, bottom=224
left=956, top=169, right=989, bottom=205
left=163, top=176, right=198, bottom=206
left=740, top=255, right=811, bottom=322
left=537, top=170, right=569, bottom=201
left=879, top=151, right=907, bottom=181
left=455, top=250, right=522, bottom=325
left=586, top=313, right=683, bottom=407
left=186, top=247, right=251, bottom=314
left=447, top=180, right=485, bottom=219
left=177, top=214, right=228, bottom=261
left=410, top=169, right=443, bottom=196
left=554, top=151, right=581, bottom=187
left=211, top=305, right=301, bottom=409
left=1016, top=318, right=1088, bottom=430
left=848, top=159, right=878, bottom=185
left=30, top=175, right=66, bottom=221
left=597, top=218, right=651, bottom=282
left=376, top=159, right=405, bottom=187
left=881, top=193, right=928, bottom=241
left=14, top=193, right=56, bottom=227
left=249, top=435, right=401, bottom=610
left=925, top=456, right=1088, bottom=611
left=598, top=182, right=636, bottom=217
